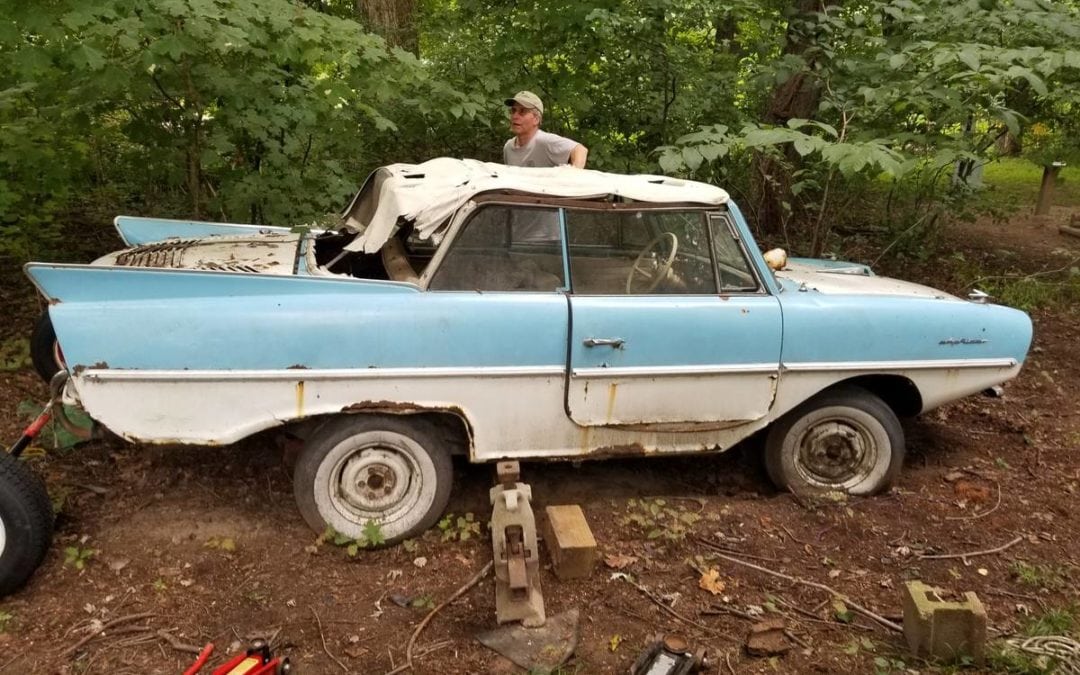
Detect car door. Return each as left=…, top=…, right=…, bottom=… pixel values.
left=565, top=207, right=782, bottom=428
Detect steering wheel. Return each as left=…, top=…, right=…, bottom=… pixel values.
left=625, top=232, right=679, bottom=294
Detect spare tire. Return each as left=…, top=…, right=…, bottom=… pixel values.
left=30, top=312, right=64, bottom=383
left=0, top=451, right=53, bottom=597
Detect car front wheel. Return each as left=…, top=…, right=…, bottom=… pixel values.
left=293, top=415, right=452, bottom=545
left=0, top=451, right=54, bottom=597
left=765, top=386, right=904, bottom=496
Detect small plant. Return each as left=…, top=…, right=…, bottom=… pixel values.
left=321, top=521, right=386, bottom=556
left=437, top=513, right=481, bottom=542
left=872, top=656, right=907, bottom=675
left=152, top=578, right=168, bottom=592
left=63, top=545, right=97, bottom=570
left=0, top=610, right=14, bottom=632
left=1011, top=561, right=1070, bottom=591
left=1022, top=605, right=1077, bottom=637
left=620, top=498, right=700, bottom=541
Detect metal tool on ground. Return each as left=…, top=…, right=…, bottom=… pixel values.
left=490, top=460, right=545, bottom=626
left=630, top=635, right=708, bottom=675
left=183, top=640, right=291, bottom=675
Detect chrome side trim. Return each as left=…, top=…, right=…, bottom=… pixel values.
left=80, top=365, right=567, bottom=382
left=573, top=364, right=779, bottom=378
left=77, top=358, right=1018, bottom=384
left=782, top=358, right=1017, bottom=372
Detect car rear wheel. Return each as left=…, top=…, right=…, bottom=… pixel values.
left=764, top=386, right=904, bottom=496
left=30, top=312, right=64, bottom=384
left=293, top=415, right=452, bottom=545
left=0, top=451, right=54, bottom=597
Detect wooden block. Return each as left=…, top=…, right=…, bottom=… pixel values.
left=541, top=505, right=597, bottom=580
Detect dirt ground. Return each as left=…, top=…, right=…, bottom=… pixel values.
left=1, top=205, right=1078, bottom=675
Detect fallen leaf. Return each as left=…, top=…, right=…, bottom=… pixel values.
left=954, top=481, right=991, bottom=503
left=698, top=568, right=726, bottom=595
left=832, top=599, right=853, bottom=624
left=603, top=553, right=639, bottom=570
left=609, top=634, right=622, bottom=652
left=413, top=557, right=428, bottom=569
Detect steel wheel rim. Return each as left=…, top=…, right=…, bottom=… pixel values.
left=327, top=440, right=426, bottom=528
left=0, top=512, right=6, bottom=559
left=794, top=416, right=879, bottom=489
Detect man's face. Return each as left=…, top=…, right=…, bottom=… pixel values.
left=508, top=104, right=540, bottom=136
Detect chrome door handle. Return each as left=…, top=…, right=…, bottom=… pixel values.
left=583, top=337, right=625, bottom=348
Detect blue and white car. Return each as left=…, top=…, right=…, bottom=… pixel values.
left=5, top=158, right=1031, bottom=595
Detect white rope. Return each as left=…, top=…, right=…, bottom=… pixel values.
left=1006, top=635, right=1080, bottom=674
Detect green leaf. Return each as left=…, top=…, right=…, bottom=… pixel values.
left=658, top=151, right=683, bottom=174
left=681, top=146, right=704, bottom=171
left=957, top=48, right=980, bottom=72
left=888, top=53, right=908, bottom=70
left=698, top=143, right=728, bottom=162
left=361, top=520, right=386, bottom=547
left=792, top=135, right=819, bottom=157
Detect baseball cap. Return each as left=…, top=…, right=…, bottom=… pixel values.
left=504, top=91, right=543, bottom=115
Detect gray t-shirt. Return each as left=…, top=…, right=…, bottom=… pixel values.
left=503, top=129, right=579, bottom=167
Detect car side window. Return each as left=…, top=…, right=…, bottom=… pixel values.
left=567, top=209, right=723, bottom=295
left=428, top=205, right=565, bottom=292
left=708, top=213, right=759, bottom=293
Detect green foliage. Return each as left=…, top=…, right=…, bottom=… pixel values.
left=16, top=400, right=92, bottom=451
left=437, top=512, right=481, bottom=542
left=320, top=522, right=385, bottom=555
left=63, top=545, right=97, bottom=570
left=620, top=498, right=701, bottom=541
left=0, top=610, right=13, bottom=633
left=2, top=0, right=1080, bottom=261
left=1022, top=605, right=1077, bottom=637
left=872, top=656, right=907, bottom=675
left=0, top=338, right=30, bottom=371
left=0, top=0, right=481, bottom=260
left=1011, top=561, right=1072, bottom=591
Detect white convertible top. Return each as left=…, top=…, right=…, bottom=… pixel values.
left=342, top=157, right=730, bottom=254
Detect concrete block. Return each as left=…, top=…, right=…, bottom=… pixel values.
left=903, top=581, right=986, bottom=665
left=541, top=505, right=597, bottom=580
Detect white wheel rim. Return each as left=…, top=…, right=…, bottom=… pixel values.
left=0, top=511, right=6, bottom=559
left=314, top=431, right=436, bottom=540
left=792, top=411, right=886, bottom=491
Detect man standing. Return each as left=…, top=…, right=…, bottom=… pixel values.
left=503, top=91, right=588, bottom=168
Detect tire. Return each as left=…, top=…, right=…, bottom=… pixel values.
left=764, top=386, right=904, bottom=496
left=0, top=452, right=54, bottom=597
left=293, top=415, right=452, bottom=545
left=30, top=312, right=64, bottom=384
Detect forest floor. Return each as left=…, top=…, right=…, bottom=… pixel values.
left=1, top=168, right=1078, bottom=674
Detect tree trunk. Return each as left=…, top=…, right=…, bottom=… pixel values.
left=356, top=0, right=417, bottom=54
left=752, top=0, right=828, bottom=241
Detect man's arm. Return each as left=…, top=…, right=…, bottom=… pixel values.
left=569, top=143, right=588, bottom=168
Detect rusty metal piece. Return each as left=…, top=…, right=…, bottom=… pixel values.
left=496, top=461, right=520, bottom=485
left=506, top=526, right=528, bottom=593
